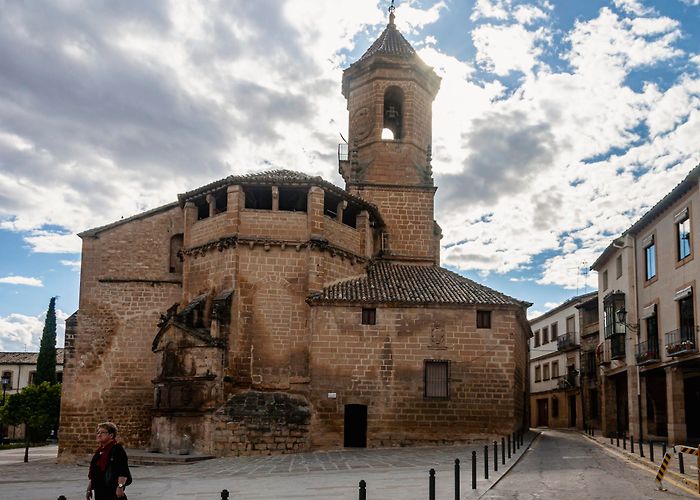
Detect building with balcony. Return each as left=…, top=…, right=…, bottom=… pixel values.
left=58, top=6, right=532, bottom=462
left=591, top=163, right=700, bottom=446
left=528, top=292, right=597, bottom=429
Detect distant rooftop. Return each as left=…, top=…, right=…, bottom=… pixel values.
left=0, top=348, right=65, bottom=365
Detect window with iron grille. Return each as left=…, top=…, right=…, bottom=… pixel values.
left=361, top=308, right=376, bottom=325
left=424, top=360, right=449, bottom=399
left=476, top=310, right=491, bottom=329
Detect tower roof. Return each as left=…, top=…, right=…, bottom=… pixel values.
left=357, top=22, right=416, bottom=62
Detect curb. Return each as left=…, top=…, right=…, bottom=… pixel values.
left=477, top=431, right=541, bottom=499
left=580, top=432, right=699, bottom=496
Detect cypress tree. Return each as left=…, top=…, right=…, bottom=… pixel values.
left=35, top=297, right=57, bottom=385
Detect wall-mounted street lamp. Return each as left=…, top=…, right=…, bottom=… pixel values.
left=616, top=307, right=639, bottom=332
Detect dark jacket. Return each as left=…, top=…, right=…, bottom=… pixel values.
left=89, top=444, right=131, bottom=499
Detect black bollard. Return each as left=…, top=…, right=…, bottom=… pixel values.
left=520, top=430, right=524, bottom=446
left=610, top=434, right=613, bottom=445
left=507, top=435, right=511, bottom=459
left=57, top=497, right=67, bottom=500
left=359, top=480, right=366, bottom=500
left=221, top=489, right=230, bottom=500
left=649, top=440, right=654, bottom=463
left=631, top=435, right=634, bottom=454
left=616, top=432, right=620, bottom=447
left=501, top=437, right=506, bottom=464
left=662, top=442, right=667, bottom=458
left=679, top=452, right=685, bottom=474
left=484, top=445, right=489, bottom=479
left=494, top=440, right=498, bottom=472
left=454, top=459, right=460, bottom=500
left=429, top=468, right=436, bottom=500
left=623, top=434, right=626, bottom=450
left=472, top=451, right=477, bottom=490
left=591, top=427, right=594, bottom=437
left=640, top=437, right=644, bottom=458
left=513, top=431, right=517, bottom=452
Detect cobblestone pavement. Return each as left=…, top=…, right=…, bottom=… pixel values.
left=0, top=433, right=536, bottom=499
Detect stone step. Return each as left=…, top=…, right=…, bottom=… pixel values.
left=125, top=449, right=215, bottom=465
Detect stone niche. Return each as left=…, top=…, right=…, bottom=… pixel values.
left=212, top=391, right=311, bottom=456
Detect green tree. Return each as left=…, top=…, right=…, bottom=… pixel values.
left=0, top=382, right=61, bottom=462
left=35, top=296, right=58, bottom=385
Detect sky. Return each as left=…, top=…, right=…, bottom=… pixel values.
left=1, top=0, right=699, bottom=351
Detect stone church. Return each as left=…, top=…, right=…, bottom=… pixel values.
left=58, top=7, right=531, bottom=460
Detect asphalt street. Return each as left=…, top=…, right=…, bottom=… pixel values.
left=483, top=429, right=697, bottom=499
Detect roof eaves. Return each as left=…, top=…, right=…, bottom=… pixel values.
left=79, top=202, right=180, bottom=238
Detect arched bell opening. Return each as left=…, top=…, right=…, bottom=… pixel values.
left=382, top=85, right=404, bottom=141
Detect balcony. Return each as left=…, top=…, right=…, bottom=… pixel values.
left=610, top=333, right=626, bottom=360
left=635, top=338, right=660, bottom=365
left=556, top=372, right=579, bottom=389
left=557, top=332, right=578, bottom=351
left=665, top=328, right=697, bottom=357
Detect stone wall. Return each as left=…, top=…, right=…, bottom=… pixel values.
left=59, top=206, right=183, bottom=461
left=308, top=304, right=527, bottom=449
left=212, top=391, right=310, bottom=456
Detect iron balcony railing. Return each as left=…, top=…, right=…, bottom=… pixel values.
left=665, top=327, right=697, bottom=357
left=635, top=337, right=660, bottom=365
left=556, top=372, right=579, bottom=389
left=610, top=332, right=625, bottom=360
left=557, top=332, right=578, bottom=351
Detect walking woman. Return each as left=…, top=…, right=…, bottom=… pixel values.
left=86, top=422, right=131, bottom=499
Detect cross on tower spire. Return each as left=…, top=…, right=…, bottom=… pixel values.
left=389, top=0, right=396, bottom=26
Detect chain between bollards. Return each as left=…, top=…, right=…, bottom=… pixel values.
left=429, top=468, right=436, bottom=500
left=359, top=480, right=366, bottom=500
left=472, top=451, right=477, bottom=490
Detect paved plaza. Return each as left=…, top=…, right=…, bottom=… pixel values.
left=0, top=432, right=535, bottom=499
left=1, top=430, right=698, bottom=499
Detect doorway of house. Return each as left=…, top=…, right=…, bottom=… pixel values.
left=684, top=374, right=700, bottom=445
left=537, top=399, right=549, bottom=427
left=569, top=395, right=577, bottom=427
left=344, top=404, right=368, bottom=447
left=615, top=373, right=629, bottom=435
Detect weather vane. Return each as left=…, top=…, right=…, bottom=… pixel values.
left=389, top=0, right=396, bottom=25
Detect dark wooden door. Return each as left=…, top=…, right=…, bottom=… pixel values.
left=569, top=395, right=577, bottom=427
left=344, top=404, right=367, bottom=447
left=537, top=399, right=549, bottom=427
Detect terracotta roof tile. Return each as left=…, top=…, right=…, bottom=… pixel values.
left=0, top=348, right=64, bottom=365
left=358, top=24, right=416, bottom=62
left=309, top=261, right=526, bottom=306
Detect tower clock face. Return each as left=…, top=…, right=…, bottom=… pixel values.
left=351, top=106, right=374, bottom=141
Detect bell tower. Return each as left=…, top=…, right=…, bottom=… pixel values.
left=340, top=1, right=442, bottom=263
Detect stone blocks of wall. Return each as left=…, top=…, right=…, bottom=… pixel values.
left=212, top=391, right=311, bottom=456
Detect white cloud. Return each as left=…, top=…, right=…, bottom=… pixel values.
left=0, top=308, right=67, bottom=351
left=513, top=5, right=548, bottom=25
left=0, top=276, right=44, bottom=287
left=613, top=0, right=654, bottom=15
left=472, top=23, right=549, bottom=76
left=544, top=301, right=562, bottom=310
left=679, top=0, right=700, bottom=5
left=60, top=259, right=82, bottom=271
left=471, top=0, right=511, bottom=22
left=23, top=231, right=82, bottom=253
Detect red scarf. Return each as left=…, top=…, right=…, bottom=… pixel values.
left=95, top=440, right=115, bottom=472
